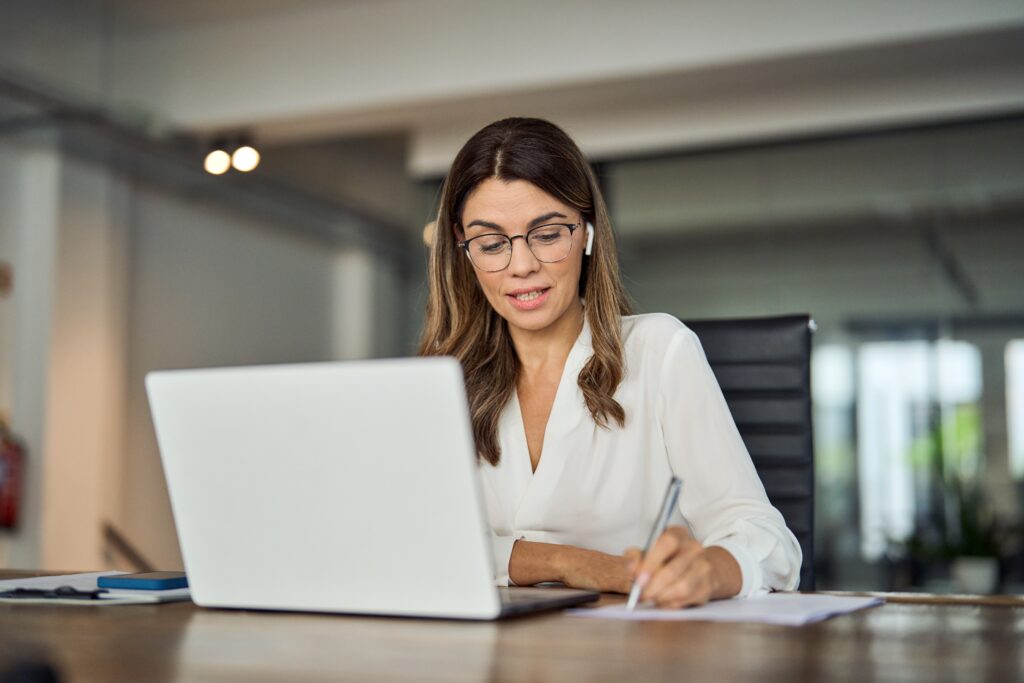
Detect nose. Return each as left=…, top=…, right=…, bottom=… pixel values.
left=506, top=234, right=540, bottom=277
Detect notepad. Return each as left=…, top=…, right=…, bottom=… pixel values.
left=0, top=571, right=191, bottom=605
left=567, top=593, right=883, bottom=626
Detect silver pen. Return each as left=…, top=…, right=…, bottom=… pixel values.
left=626, top=477, right=684, bottom=610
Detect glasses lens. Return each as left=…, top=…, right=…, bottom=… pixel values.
left=527, top=225, right=573, bottom=263
left=468, top=234, right=511, bottom=271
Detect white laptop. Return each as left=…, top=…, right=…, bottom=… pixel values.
left=145, top=357, right=598, bottom=619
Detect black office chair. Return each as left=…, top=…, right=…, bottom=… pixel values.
left=680, top=314, right=815, bottom=590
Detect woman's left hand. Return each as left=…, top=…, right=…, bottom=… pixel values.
left=623, top=526, right=742, bottom=608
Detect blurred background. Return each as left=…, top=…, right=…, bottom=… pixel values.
left=0, top=0, right=1022, bottom=594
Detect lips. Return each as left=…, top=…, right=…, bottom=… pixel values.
left=506, top=287, right=551, bottom=311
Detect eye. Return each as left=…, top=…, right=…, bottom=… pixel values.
left=530, top=227, right=566, bottom=244
left=473, top=235, right=508, bottom=255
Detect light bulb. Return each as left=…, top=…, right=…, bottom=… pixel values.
left=232, top=145, right=261, bottom=172
left=204, top=149, right=231, bottom=175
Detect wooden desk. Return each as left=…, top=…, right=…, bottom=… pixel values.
left=2, top=573, right=1022, bottom=683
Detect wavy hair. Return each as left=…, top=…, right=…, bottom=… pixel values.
left=418, top=118, right=632, bottom=465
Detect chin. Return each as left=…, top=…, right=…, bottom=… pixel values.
left=499, top=302, right=565, bottom=333
left=505, top=313, right=554, bottom=332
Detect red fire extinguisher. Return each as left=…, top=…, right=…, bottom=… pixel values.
left=0, top=417, right=24, bottom=529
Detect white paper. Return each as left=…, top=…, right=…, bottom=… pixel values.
left=567, top=593, right=883, bottom=626
left=0, top=571, right=191, bottom=605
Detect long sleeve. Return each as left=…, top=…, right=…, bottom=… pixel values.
left=656, top=326, right=802, bottom=595
left=490, top=532, right=517, bottom=586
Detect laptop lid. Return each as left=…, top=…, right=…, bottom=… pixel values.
left=146, top=357, right=504, bottom=619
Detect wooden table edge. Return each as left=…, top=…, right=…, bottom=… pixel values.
left=3, top=571, right=1022, bottom=608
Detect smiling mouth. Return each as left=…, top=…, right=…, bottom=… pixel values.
left=506, top=287, right=551, bottom=309
left=511, top=289, right=548, bottom=302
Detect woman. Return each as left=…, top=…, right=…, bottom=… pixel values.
left=420, top=118, right=800, bottom=607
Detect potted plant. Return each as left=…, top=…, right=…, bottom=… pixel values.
left=945, top=477, right=1002, bottom=594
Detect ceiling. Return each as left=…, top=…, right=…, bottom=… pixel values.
left=106, top=0, right=356, bottom=31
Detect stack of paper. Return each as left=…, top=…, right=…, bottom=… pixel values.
left=0, top=571, right=191, bottom=605
left=568, top=593, right=883, bottom=626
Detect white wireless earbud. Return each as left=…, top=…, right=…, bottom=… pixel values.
left=585, top=222, right=595, bottom=256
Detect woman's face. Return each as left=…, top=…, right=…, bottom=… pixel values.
left=459, top=178, right=586, bottom=336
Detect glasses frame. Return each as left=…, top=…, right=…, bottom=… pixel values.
left=457, top=222, right=582, bottom=272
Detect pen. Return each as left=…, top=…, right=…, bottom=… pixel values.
left=626, top=476, right=683, bottom=610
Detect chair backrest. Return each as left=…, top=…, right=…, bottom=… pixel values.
left=681, top=314, right=815, bottom=590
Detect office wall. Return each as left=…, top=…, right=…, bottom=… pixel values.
left=0, top=138, right=130, bottom=571
left=37, top=153, right=130, bottom=571
left=261, top=136, right=430, bottom=230
left=1, top=0, right=129, bottom=570
left=0, top=136, right=61, bottom=568
left=0, top=153, right=17, bottom=420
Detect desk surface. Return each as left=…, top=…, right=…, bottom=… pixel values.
left=2, top=572, right=1023, bottom=683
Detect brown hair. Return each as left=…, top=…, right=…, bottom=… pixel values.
left=418, top=118, right=632, bottom=465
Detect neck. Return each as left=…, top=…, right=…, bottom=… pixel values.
left=508, top=299, right=585, bottom=377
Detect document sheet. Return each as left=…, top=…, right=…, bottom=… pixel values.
left=568, top=593, right=883, bottom=626
left=0, top=571, right=191, bottom=605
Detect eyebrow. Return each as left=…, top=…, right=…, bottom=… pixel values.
left=464, top=211, right=568, bottom=233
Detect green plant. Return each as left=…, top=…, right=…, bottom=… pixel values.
left=899, top=404, right=1003, bottom=562
left=944, top=477, right=1000, bottom=559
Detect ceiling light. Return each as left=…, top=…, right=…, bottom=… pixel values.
left=232, top=144, right=261, bottom=172
left=204, top=148, right=231, bottom=175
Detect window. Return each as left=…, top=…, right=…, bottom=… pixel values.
left=812, top=344, right=855, bottom=493
left=1008, top=340, right=1024, bottom=480
left=856, top=340, right=982, bottom=559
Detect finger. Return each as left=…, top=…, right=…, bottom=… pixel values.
left=662, top=592, right=708, bottom=610
left=637, top=528, right=697, bottom=587
left=655, top=560, right=714, bottom=608
left=633, top=530, right=683, bottom=593
left=638, top=529, right=681, bottom=575
left=666, top=585, right=712, bottom=609
left=657, top=552, right=714, bottom=607
left=642, top=543, right=702, bottom=602
left=623, top=547, right=642, bottom=574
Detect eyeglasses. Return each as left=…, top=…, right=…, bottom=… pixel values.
left=458, top=223, right=581, bottom=272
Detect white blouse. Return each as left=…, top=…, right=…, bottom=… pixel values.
left=478, top=313, right=802, bottom=596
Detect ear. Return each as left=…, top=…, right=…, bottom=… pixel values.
left=584, top=222, right=595, bottom=256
